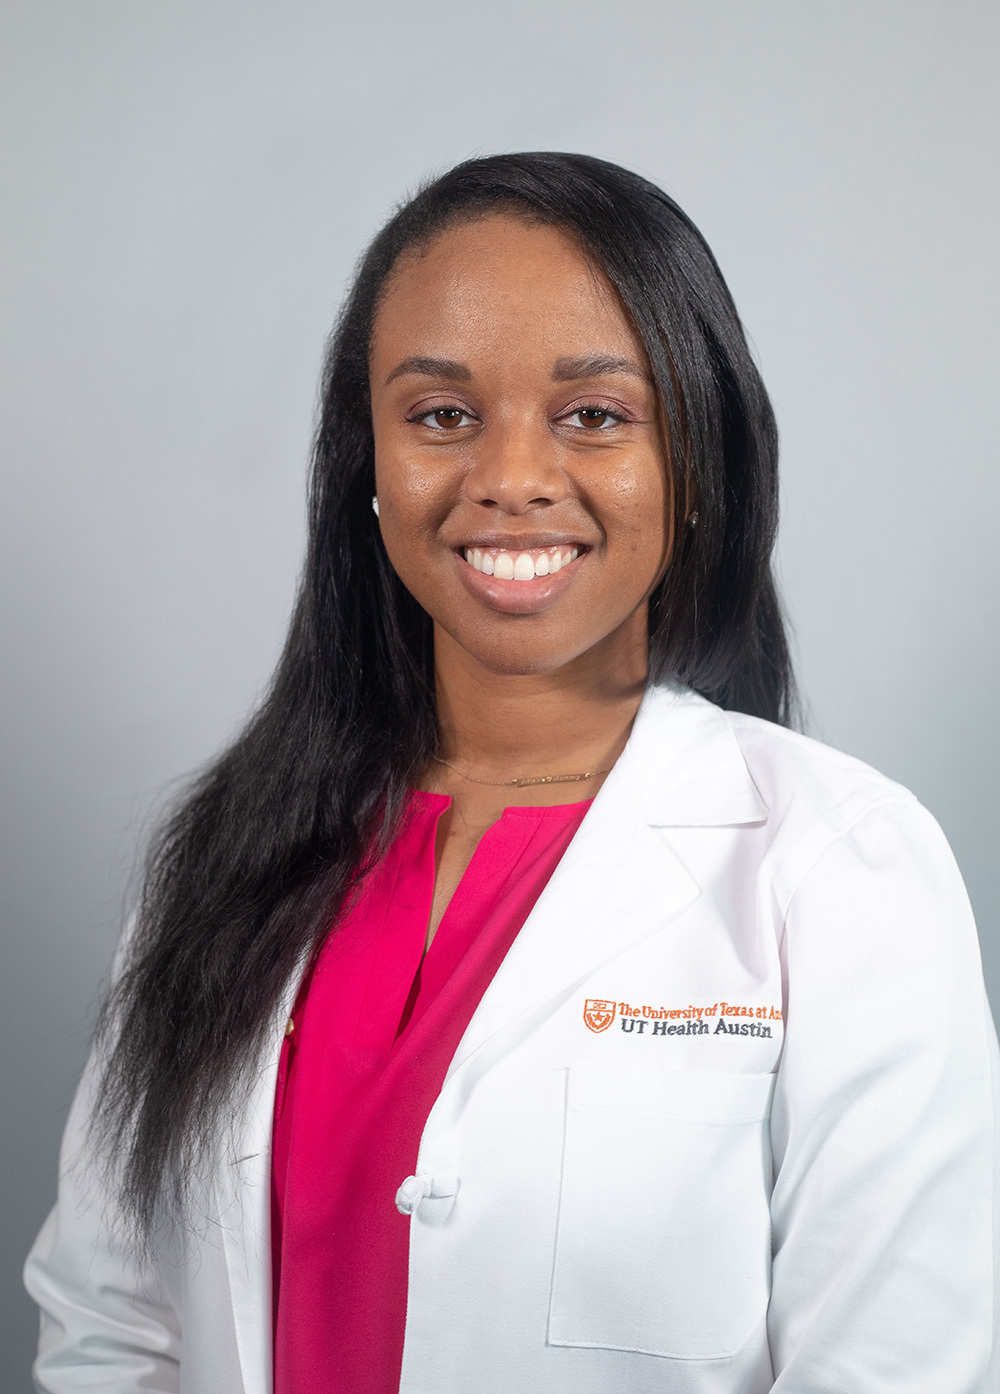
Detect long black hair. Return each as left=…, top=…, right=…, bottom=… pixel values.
left=93, top=152, right=795, bottom=1238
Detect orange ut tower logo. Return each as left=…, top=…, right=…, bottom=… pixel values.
left=583, top=999, right=617, bottom=1033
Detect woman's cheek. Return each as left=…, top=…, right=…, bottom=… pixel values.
left=378, top=447, right=460, bottom=532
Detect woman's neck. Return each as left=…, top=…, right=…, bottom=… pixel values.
left=427, top=619, right=648, bottom=807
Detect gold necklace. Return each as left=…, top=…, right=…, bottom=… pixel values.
left=431, top=755, right=613, bottom=789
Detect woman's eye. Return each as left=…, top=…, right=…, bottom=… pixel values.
left=413, top=406, right=475, bottom=429
left=565, top=406, right=624, bottom=429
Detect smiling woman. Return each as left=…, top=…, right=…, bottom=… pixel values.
left=24, top=155, right=999, bottom=1394
left=371, top=219, right=670, bottom=662
left=368, top=214, right=675, bottom=944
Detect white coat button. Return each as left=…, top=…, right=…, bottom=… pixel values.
left=394, top=1172, right=460, bottom=1215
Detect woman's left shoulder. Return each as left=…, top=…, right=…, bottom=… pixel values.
left=720, top=705, right=970, bottom=923
left=640, top=684, right=963, bottom=905
left=725, top=706, right=917, bottom=827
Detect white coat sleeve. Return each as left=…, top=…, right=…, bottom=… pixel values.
left=23, top=948, right=182, bottom=1392
left=767, top=795, right=999, bottom=1392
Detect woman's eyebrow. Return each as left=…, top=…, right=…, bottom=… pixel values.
left=384, top=356, right=472, bottom=386
left=551, top=354, right=650, bottom=382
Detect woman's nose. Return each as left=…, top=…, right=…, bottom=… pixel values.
left=463, top=419, right=567, bottom=513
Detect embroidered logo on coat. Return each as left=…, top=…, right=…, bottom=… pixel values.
left=583, top=999, right=617, bottom=1033
left=583, top=998, right=783, bottom=1038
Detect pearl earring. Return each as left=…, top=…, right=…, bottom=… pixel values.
left=687, top=511, right=699, bottom=528
left=372, top=496, right=380, bottom=517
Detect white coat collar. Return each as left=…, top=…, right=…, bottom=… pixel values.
left=625, top=683, right=768, bottom=827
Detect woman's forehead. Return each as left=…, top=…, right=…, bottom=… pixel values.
left=370, top=215, right=645, bottom=370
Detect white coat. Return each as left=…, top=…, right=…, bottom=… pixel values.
left=25, top=683, right=1000, bottom=1393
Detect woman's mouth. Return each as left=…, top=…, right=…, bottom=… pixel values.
left=462, top=544, right=580, bottom=580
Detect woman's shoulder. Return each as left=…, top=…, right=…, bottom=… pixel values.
left=637, top=688, right=978, bottom=964
left=636, top=684, right=954, bottom=895
left=640, top=683, right=914, bottom=818
left=725, top=706, right=916, bottom=827
left=723, top=703, right=973, bottom=933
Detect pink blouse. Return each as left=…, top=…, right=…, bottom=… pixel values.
left=271, top=789, right=592, bottom=1394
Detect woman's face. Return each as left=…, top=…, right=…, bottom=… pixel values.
left=369, top=215, right=672, bottom=680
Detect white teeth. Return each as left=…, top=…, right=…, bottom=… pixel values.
left=462, top=545, right=581, bottom=580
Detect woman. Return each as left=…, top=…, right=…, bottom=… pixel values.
left=25, top=153, right=998, bottom=1393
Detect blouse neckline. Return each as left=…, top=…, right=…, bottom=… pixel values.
left=407, top=788, right=595, bottom=819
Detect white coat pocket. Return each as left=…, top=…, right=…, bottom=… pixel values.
left=548, top=1066, right=775, bottom=1360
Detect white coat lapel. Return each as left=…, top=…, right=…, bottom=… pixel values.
left=445, top=684, right=767, bottom=1082
left=445, top=769, right=699, bottom=1081
left=214, top=1007, right=291, bottom=1394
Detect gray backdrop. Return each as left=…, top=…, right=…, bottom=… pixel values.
left=2, top=1, right=997, bottom=1386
